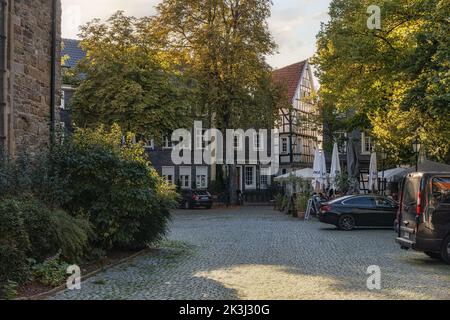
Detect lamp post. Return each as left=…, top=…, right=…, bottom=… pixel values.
left=381, top=150, right=387, bottom=195
left=413, top=138, right=421, bottom=172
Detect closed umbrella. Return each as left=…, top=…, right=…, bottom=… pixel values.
left=368, top=152, right=378, bottom=193
left=312, top=149, right=322, bottom=191
left=320, top=149, right=328, bottom=190
left=330, top=143, right=342, bottom=190
left=312, top=149, right=327, bottom=192
left=346, top=140, right=360, bottom=195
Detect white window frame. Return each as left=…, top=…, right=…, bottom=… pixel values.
left=259, top=167, right=271, bottom=189
left=195, top=167, right=208, bottom=190
left=163, top=136, right=174, bottom=149
left=162, top=166, right=175, bottom=185
left=281, top=137, right=289, bottom=154
left=234, top=134, right=243, bottom=151
left=361, top=132, right=373, bottom=155
left=253, top=132, right=265, bottom=152
left=60, top=90, right=65, bottom=110
left=245, top=166, right=256, bottom=189
left=145, top=138, right=155, bottom=150
left=195, top=128, right=206, bottom=150
left=179, top=167, right=192, bottom=189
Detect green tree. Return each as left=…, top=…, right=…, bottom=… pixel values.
left=154, top=0, right=280, bottom=202
left=71, top=11, right=192, bottom=140
left=312, top=0, right=450, bottom=163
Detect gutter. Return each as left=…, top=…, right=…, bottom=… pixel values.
left=50, top=0, right=58, bottom=143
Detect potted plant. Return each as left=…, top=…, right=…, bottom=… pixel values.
left=295, top=193, right=309, bottom=220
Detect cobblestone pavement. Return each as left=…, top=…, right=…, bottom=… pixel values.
left=52, top=207, right=450, bottom=300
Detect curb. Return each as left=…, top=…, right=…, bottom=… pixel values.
left=17, top=248, right=151, bottom=301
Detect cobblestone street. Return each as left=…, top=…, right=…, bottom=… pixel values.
left=53, top=207, right=450, bottom=300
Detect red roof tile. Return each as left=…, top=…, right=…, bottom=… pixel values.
left=272, top=60, right=307, bottom=102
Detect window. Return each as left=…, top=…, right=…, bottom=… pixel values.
left=195, top=128, right=206, bottom=150
left=432, top=177, right=450, bottom=205
left=163, top=136, right=174, bottom=149
left=260, top=168, right=271, bottom=189
left=343, top=197, right=375, bottom=206
left=145, top=139, right=154, bottom=150
left=60, top=90, right=65, bottom=109
left=253, top=132, right=265, bottom=152
left=361, top=133, right=373, bottom=155
left=162, top=167, right=175, bottom=185
left=281, top=138, right=289, bottom=154
left=196, top=167, right=208, bottom=189
left=376, top=197, right=395, bottom=207
left=336, top=131, right=348, bottom=154
left=403, top=177, right=420, bottom=206
left=179, top=167, right=191, bottom=189
left=234, top=135, right=243, bottom=151
left=245, top=166, right=256, bottom=189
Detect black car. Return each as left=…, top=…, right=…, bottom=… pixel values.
left=395, top=172, right=450, bottom=264
left=318, top=195, right=398, bottom=231
left=180, top=190, right=213, bottom=209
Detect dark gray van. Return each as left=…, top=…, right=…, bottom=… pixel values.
left=396, top=172, right=450, bottom=264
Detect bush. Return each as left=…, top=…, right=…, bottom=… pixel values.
left=20, top=198, right=59, bottom=261
left=46, top=125, right=177, bottom=250
left=32, top=253, right=70, bottom=287
left=50, top=210, right=94, bottom=262
left=0, top=199, right=31, bottom=284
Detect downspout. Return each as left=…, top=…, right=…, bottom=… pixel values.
left=50, top=0, right=58, bottom=144
left=0, top=0, right=7, bottom=150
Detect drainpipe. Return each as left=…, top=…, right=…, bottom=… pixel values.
left=50, top=0, right=58, bottom=144
left=0, top=0, right=7, bottom=150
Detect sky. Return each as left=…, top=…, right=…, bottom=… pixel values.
left=61, top=0, right=332, bottom=69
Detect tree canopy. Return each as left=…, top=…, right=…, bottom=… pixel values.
left=313, top=0, right=450, bottom=163
left=71, top=12, right=192, bottom=141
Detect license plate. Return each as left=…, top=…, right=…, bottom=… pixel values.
left=403, top=232, right=410, bottom=240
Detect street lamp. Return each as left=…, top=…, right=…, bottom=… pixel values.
left=381, top=150, right=388, bottom=195
left=413, top=138, right=421, bottom=172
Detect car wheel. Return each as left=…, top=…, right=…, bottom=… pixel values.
left=425, top=251, right=442, bottom=260
left=338, top=215, right=356, bottom=231
left=184, top=201, right=191, bottom=210
left=440, top=236, right=450, bottom=265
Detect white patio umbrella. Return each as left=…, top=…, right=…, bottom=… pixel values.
left=330, top=143, right=342, bottom=190
left=320, top=149, right=328, bottom=189
left=312, top=149, right=327, bottom=192
left=368, top=152, right=378, bottom=193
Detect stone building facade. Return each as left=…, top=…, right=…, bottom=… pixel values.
left=0, top=0, right=61, bottom=156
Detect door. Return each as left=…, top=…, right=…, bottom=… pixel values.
left=374, top=197, right=398, bottom=227
left=342, top=196, right=376, bottom=226
left=236, top=166, right=243, bottom=191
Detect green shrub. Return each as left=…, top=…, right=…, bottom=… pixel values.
left=32, top=253, right=70, bottom=287
left=20, top=198, right=59, bottom=261
left=47, top=125, right=177, bottom=250
left=1, top=280, right=18, bottom=300
left=50, top=210, right=94, bottom=262
left=0, top=199, right=31, bottom=284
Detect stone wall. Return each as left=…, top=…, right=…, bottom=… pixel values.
left=4, top=0, right=61, bottom=156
